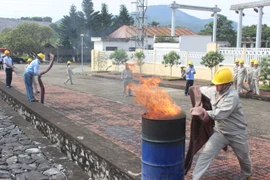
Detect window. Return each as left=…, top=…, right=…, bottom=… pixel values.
left=106, top=47, right=118, bottom=51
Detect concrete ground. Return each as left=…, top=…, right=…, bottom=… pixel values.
left=1, top=63, right=270, bottom=180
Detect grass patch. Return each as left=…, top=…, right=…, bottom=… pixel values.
left=161, top=76, right=183, bottom=81
left=260, top=85, right=270, bottom=91
left=108, top=71, right=121, bottom=75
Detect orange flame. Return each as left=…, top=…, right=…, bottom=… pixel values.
left=129, top=77, right=181, bottom=120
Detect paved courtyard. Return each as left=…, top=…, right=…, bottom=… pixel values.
left=0, top=64, right=270, bottom=179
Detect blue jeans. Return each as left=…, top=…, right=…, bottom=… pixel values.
left=24, top=71, right=34, bottom=101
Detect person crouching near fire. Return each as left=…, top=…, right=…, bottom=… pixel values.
left=24, top=53, right=45, bottom=102
left=25, top=58, right=40, bottom=94
left=121, top=63, right=133, bottom=97
left=190, top=68, right=253, bottom=180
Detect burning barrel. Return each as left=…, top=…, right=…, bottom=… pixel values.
left=141, top=112, right=186, bottom=180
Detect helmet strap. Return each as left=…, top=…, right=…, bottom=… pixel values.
left=218, top=83, right=231, bottom=95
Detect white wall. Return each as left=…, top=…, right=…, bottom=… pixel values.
left=179, top=35, right=211, bottom=52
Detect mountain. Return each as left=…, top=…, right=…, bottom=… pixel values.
left=0, top=18, right=51, bottom=32
left=145, top=5, right=237, bottom=33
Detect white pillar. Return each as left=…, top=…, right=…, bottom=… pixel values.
left=212, top=12, right=218, bottom=43
left=237, top=9, right=243, bottom=48
left=256, top=7, right=263, bottom=48
left=171, top=8, right=176, bottom=36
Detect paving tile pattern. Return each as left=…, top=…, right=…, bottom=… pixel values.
left=1, top=71, right=270, bottom=179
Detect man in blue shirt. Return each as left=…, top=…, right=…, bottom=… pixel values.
left=24, top=53, right=45, bottom=102
left=3, top=50, right=15, bottom=88
left=185, top=61, right=196, bottom=96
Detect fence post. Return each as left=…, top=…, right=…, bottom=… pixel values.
left=241, top=48, right=246, bottom=64
left=153, top=49, right=157, bottom=75
left=185, top=52, right=189, bottom=66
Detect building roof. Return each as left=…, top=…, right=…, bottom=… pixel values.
left=107, top=25, right=197, bottom=39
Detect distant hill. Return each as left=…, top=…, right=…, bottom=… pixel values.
left=145, top=5, right=237, bottom=33
left=0, top=18, right=51, bottom=32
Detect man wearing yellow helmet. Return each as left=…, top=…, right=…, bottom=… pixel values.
left=25, top=58, right=39, bottom=93
left=3, top=50, right=15, bottom=88
left=237, top=59, right=249, bottom=94
left=191, top=68, right=253, bottom=180
left=247, top=59, right=255, bottom=92
left=251, top=61, right=261, bottom=96
left=233, top=59, right=239, bottom=91
left=23, top=53, right=45, bottom=102
left=185, top=61, right=196, bottom=96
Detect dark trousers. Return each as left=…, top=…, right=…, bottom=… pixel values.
left=5, top=68, right=13, bottom=86
left=185, top=80, right=194, bottom=95
left=0, top=62, right=3, bottom=70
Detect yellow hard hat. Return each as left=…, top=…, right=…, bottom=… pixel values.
left=27, top=58, right=32, bottom=62
left=67, top=61, right=71, bottom=64
left=239, top=59, right=244, bottom=64
left=188, top=61, right=193, bottom=65
left=212, top=68, right=233, bottom=85
left=254, top=60, right=259, bottom=65
left=4, top=50, right=10, bottom=55
left=250, top=59, right=255, bottom=63
left=235, top=59, right=239, bottom=63
left=37, top=53, right=45, bottom=60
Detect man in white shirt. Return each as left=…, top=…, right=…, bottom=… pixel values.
left=23, top=53, right=45, bottom=102
left=3, top=50, right=15, bottom=88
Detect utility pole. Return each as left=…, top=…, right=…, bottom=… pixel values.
left=80, top=34, right=84, bottom=72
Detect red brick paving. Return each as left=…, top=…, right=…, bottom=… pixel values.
left=1, top=71, right=270, bottom=180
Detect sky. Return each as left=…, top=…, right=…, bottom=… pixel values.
left=1, top=0, right=270, bottom=26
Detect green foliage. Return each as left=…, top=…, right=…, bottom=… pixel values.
left=155, top=36, right=177, bottom=43
left=149, top=21, right=159, bottom=27
left=20, top=16, right=52, bottom=22
left=260, top=56, right=270, bottom=87
left=59, top=5, right=85, bottom=49
left=109, top=49, right=129, bottom=66
left=0, top=23, right=54, bottom=56
left=97, top=3, right=114, bottom=37
left=114, top=5, right=134, bottom=27
left=243, top=24, right=270, bottom=43
left=162, top=51, right=180, bottom=77
left=133, top=51, right=145, bottom=73
left=201, top=51, right=224, bottom=79
left=199, top=14, right=236, bottom=46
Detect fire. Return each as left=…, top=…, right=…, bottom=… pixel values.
left=128, top=77, right=181, bottom=120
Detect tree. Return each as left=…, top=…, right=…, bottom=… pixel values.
left=260, top=56, right=270, bottom=87
left=199, top=14, right=236, bottom=46
left=0, top=23, right=54, bottom=57
left=162, top=51, right=181, bottom=77
left=59, top=4, right=85, bottom=60
left=109, top=49, right=129, bottom=71
left=114, top=5, right=134, bottom=28
left=149, top=21, right=159, bottom=27
left=99, top=3, right=114, bottom=37
left=201, top=51, right=224, bottom=80
left=133, top=51, right=145, bottom=73
left=243, top=24, right=270, bottom=46
left=82, top=0, right=100, bottom=37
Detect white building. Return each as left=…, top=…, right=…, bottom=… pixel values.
left=91, top=25, right=198, bottom=51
